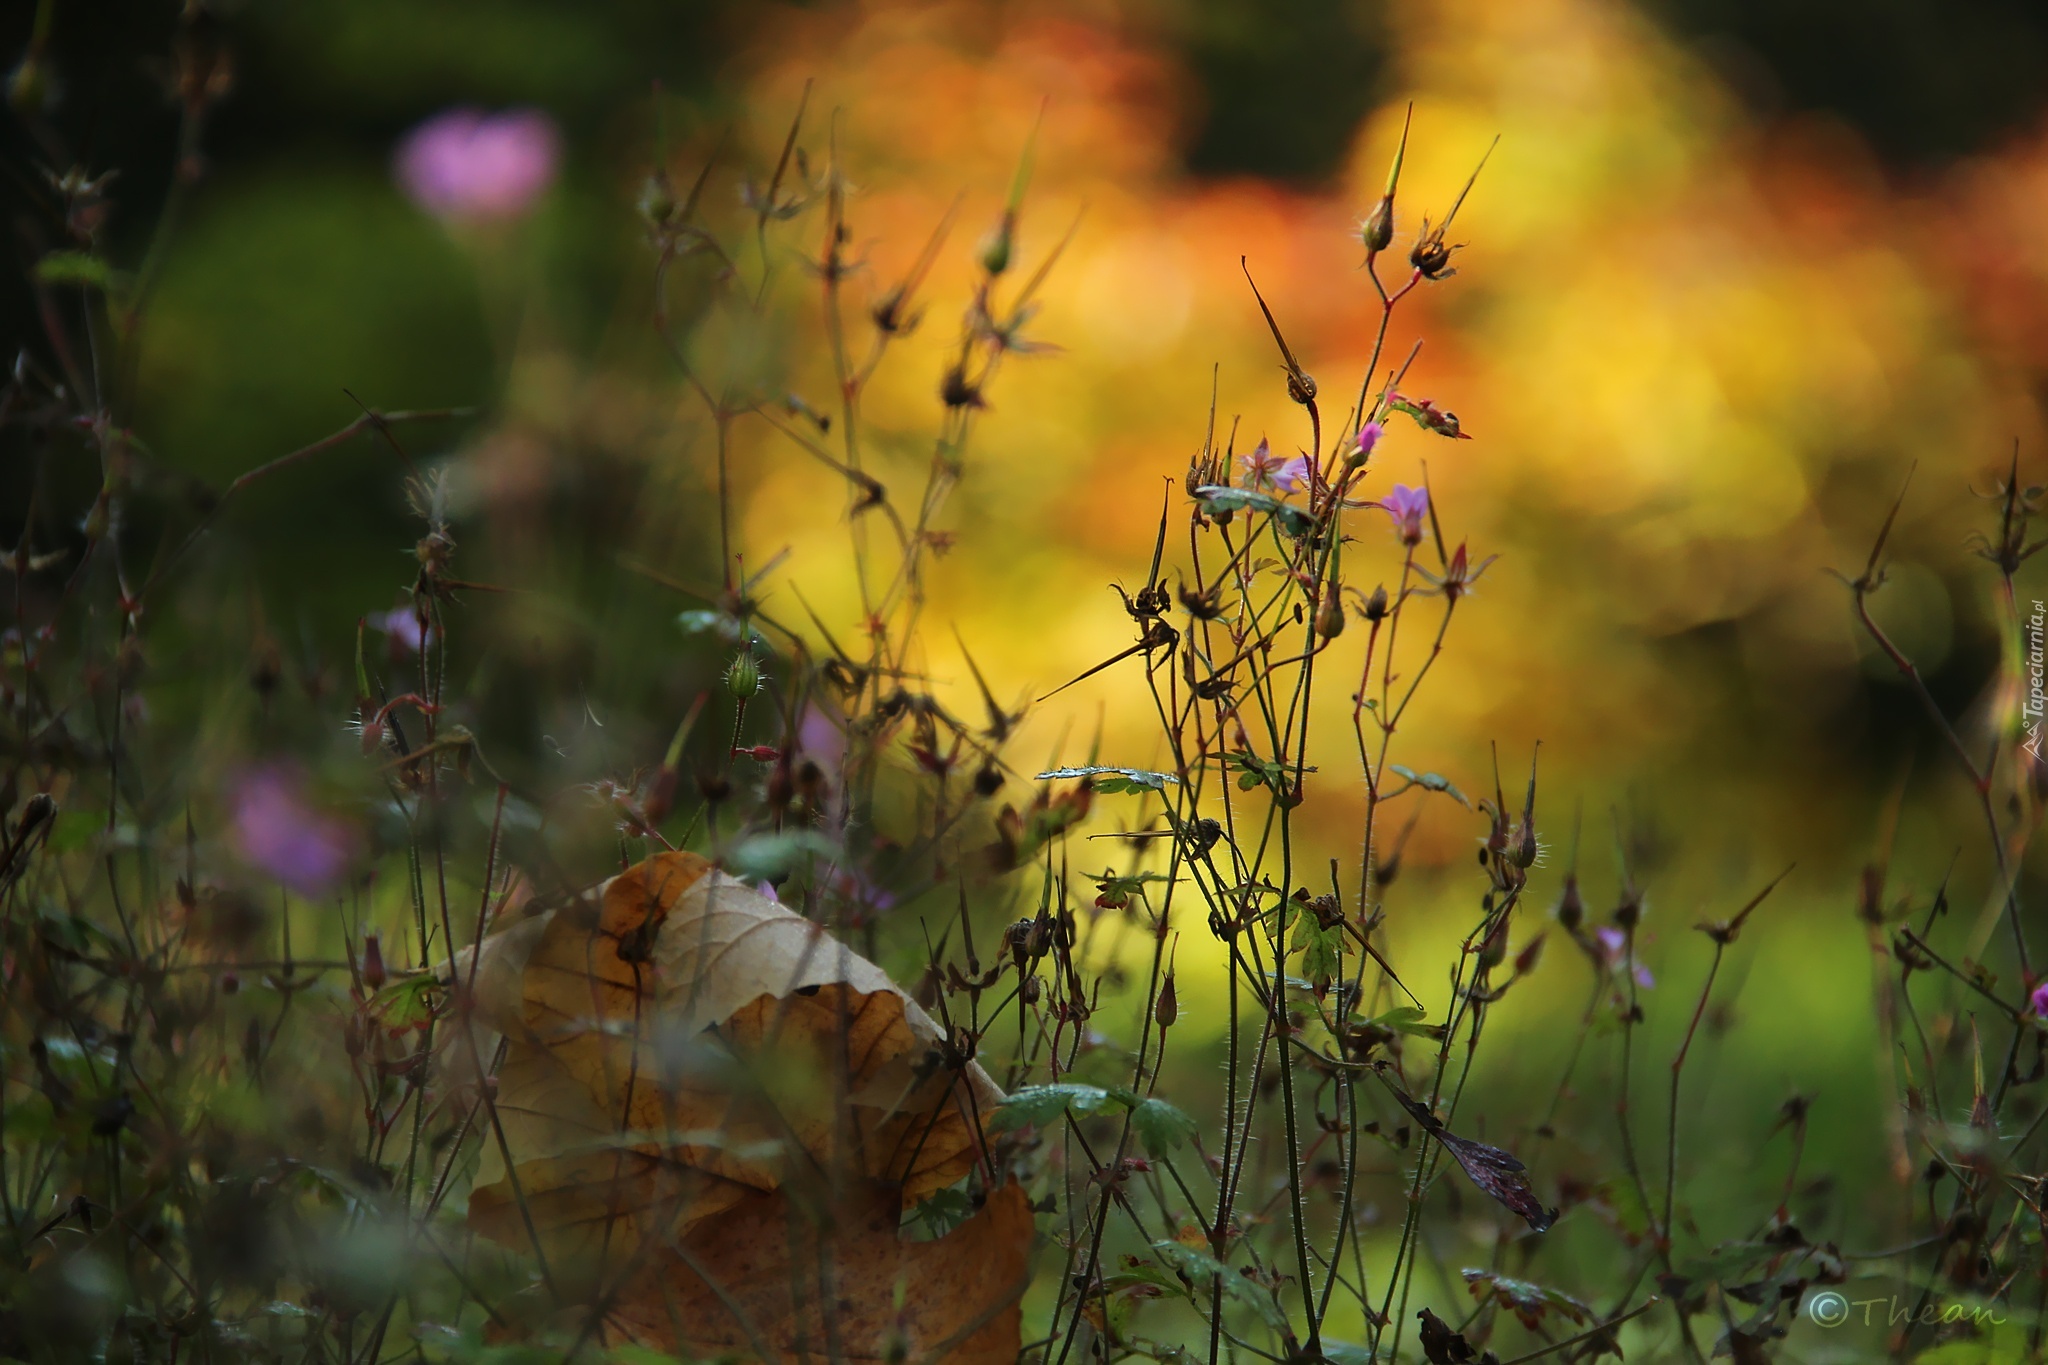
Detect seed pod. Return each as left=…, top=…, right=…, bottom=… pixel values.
left=1154, top=971, right=1178, bottom=1028
left=1315, top=581, right=1346, bottom=640
left=1360, top=194, right=1394, bottom=254
left=1360, top=585, right=1389, bottom=623
left=724, top=650, right=762, bottom=699
left=360, top=932, right=387, bottom=993
left=1476, top=915, right=1510, bottom=970
left=1555, top=873, right=1584, bottom=930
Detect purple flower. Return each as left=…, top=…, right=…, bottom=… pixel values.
left=2031, top=979, right=2048, bottom=1019
left=230, top=767, right=351, bottom=895
left=1595, top=926, right=1654, bottom=990
left=1352, top=421, right=1384, bottom=463
left=1382, top=483, right=1429, bottom=546
left=370, top=606, right=436, bottom=654
left=396, top=108, right=560, bottom=222
left=1241, top=438, right=1312, bottom=494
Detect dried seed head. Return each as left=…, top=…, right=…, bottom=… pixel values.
left=973, top=761, right=1004, bottom=797
left=940, top=364, right=984, bottom=410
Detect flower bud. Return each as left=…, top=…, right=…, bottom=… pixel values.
left=637, top=170, right=678, bottom=231
left=978, top=211, right=1016, bottom=276
left=1348, top=421, right=1384, bottom=469
left=724, top=650, right=762, bottom=700
left=1315, top=581, right=1346, bottom=640
left=1154, top=971, right=1178, bottom=1028
left=1361, top=585, right=1389, bottom=623
left=1555, top=873, right=1583, bottom=930
left=360, top=933, right=387, bottom=993
left=1359, top=195, right=1394, bottom=254
left=1476, top=915, right=1510, bottom=970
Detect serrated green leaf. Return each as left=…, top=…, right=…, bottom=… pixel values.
left=990, top=1083, right=1118, bottom=1131
left=1130, top=1097, right=1198, bottom=1156
left=1291, top=914, right=1344, bottom=991
left=1151, top=1242, right=1286, bottom=1329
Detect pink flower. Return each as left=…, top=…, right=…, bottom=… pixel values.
left=396, top=108, right=560, bottom=222
left=1381, top=483, right=1428, bottom=546
left=230, top=768, right=351, bottom=895
left=1595, top=926, right=1654, bottom=990
left=1241, top=438, right=1311, bottom=494
left=1353, top=421, right=1384, bottom=463
left=2031, top=979, right=2048, bottom=1019
left=370, top=606, right=436, bottom=654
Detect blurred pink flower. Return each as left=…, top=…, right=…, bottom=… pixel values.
left=2032, top=979, right=2048, bottom=1019
left=230, top=767, right=351, bottom=895
left=1381, top=483, right=1428, bottom=546
left=1241, top=438, right=1310, bottom=494
left=370, top=606, right=436, bottom=654
left=1595, top=926, right=1654, bottom=990
left=396, top=107, right=560, bottom=222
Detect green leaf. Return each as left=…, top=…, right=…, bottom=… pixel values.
left=1151, top=1242, right=1286, bottom=1329
left=906, top=1186, right=977, bottom=1239
left=1130, top=1098, right=1198, bottom=1156
left=676, top=609, right=765, bottom=647
left=34, top=250, right=118, bottom=291
left=724, top=829, right=838, bottom=881
left=1672, top=1240, right=1783, bottom=1287
left=1036, top=765, right=1179, bottom=792
left=1193, top=485, right=1315, bottom=539
left=1388, top=763, right=1471, bottom=807
left=45, top=811, right=101, bottom=855
left=989, top=1083, right=1118, bottom=1131
left=1463, top=1269, right=1591, bottom=1330
left=1290, top=916, right=1344, bottom=992
left=369, top=973, right=442, bottom=1029
left=1364, top=1005, right=1437, bottom=1037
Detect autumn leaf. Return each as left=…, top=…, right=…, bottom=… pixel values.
left=455, top=851, right=1026, bottom=1360
left=1389, top=1085, right=1557, bottom=1233
left=609, top=1178, right=1033, bottom=1365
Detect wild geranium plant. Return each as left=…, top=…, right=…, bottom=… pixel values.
left=2, top=19, right=2045, bottom=1365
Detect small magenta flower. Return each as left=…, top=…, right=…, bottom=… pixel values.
left=1418, top=541, right=1498, bottom=601
left=1349, top=421, right=1384, bottom=468
left=1241, top=438, right=1311, bottom=494
left=1382, top=483, right=1428, bottom=546
left=396, top=107, right=560, bottom=222
left=1595, top=926, right=1655, bottom=990
left=2032, top=979, right=2048, bottom=1020
left=230, top=767, right=351, bottom=895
